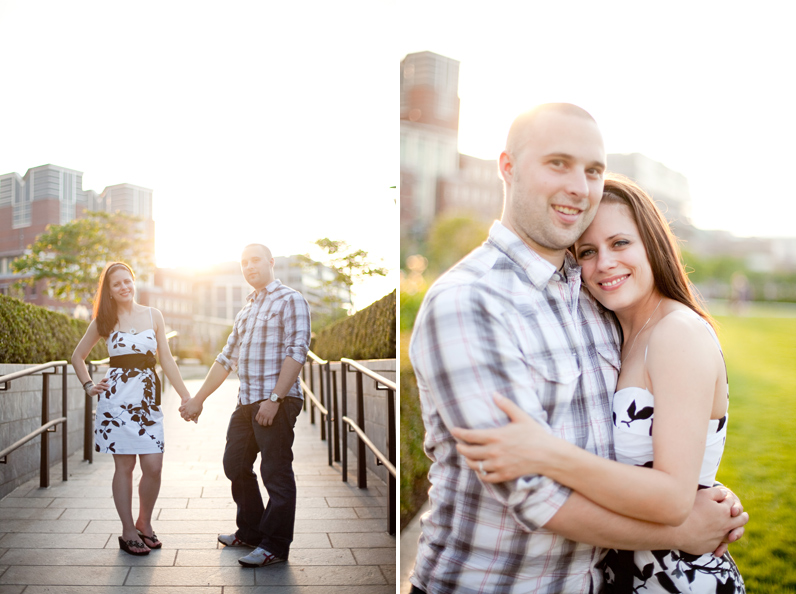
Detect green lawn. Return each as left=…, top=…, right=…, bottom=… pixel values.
left=713, top=315, right=796, bottom=593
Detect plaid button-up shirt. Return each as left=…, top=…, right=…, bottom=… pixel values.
left=409, top=222, right=621, bottom=594
left=217, top=279, right=311, bottom=403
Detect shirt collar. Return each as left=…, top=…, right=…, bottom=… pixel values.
left=487, top=221, right=581, bottom=290
left=247, top=278, right=282, bottom=302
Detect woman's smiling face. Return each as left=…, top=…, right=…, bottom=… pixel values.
left=108, top=267, right=135, bottom=303
left=574, top=201, right=655, bottom=313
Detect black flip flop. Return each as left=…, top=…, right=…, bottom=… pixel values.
left=137, top=531, right=162, bottom=549
left=118, top=536, right=150, bottom=556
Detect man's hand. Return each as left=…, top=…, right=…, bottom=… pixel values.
left=179, top=397, right=203, bottom=422
left=675, top=487, right=748, bottom=556
left=255, top=400, right=280, bottom=426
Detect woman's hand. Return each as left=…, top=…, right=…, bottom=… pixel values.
left=451, top=393, right=559, bottom=483
left=89, top=378, right=111, bottom=396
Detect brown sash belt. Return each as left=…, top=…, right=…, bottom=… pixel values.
left=109, top=353, right=162, bottom=406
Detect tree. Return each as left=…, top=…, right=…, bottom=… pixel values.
left=11, top=211, right=154, bottom=305
left=426, top=214, right=491, bottom=275
left=298, top=238, right=388, bottom=329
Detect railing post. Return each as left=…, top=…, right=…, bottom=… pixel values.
left=332, top=369, right=340, bottom=462
left=387, top=387, right=396, bottom=535
left=309, top=362, right=316, bottom=426
left=356, top=370, right=366, bottom=489
left=325, top=361, right=333, bottom=466
left=319, top=362, right=326, bottom=441
left=62, top=364, right=68, bottom=482
left=40, top=372, right=50, bottom=488
left=84, top=363, right=94, bottom=463
left=341, top=363, right=348, bottom=482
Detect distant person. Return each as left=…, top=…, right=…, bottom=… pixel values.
left=72, top=262, right=192, bottom=556
left=408, top=104, right=747, bottom=593
left=729, top=272, right=751, bottom=316
left=179, top=243, right=311, bottom=568
left=456, top=174, right=745, bottom=592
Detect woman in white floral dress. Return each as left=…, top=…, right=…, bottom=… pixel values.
left=72, top=262, right=192, bottom=556
left=454, top=174, right=745, bottom=593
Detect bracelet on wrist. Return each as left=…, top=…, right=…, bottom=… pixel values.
left=83, top=380, right=95, bottom=395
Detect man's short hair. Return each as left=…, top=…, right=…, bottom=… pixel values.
left=243, top=243, right=273, bottom=260
left=505, top=103, right=596, bottom=156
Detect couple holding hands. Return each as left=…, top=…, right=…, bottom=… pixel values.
left=71, top=243, right=311, bottom=568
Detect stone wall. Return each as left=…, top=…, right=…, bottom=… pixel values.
left=0, top=364, right=89, bottom=499
left=302, top=359, right=396, bottom=484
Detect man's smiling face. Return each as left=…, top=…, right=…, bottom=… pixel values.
left=500, top=108, right=606, bottom=266
left=240, top=244, right=274, bottom=291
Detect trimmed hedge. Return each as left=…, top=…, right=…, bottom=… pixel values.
left=311, top=291, right=396, bottom=361
left=0, top=295, right=108, bottom=364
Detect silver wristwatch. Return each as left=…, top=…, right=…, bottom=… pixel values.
left=269, top=392, right=284, bottom=402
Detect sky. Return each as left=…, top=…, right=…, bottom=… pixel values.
left=0, top=0, right=397, bottom=309
left=398, top=1, right=796, bottom=240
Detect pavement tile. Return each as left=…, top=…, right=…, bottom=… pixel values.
left=351, top=547, right=396, bottom=565
left=0, top=565, right=129, bottom=585
left=326, top=496, right=386, bottom=507
left=0, top=508, right=64, bottom=520
left=381, top=563, right=396, bottom=584
left=115, top=533, right=221, bottom=549
left=294, top=518, right=387, bottom=533
left=186, top=497, right=329, bottom=509
left=0, top=585, right=25, bottom=594
left=25, top=588, right=221, bottom=594
left=0, top=533, right=110, bottom=549
left=0, top=520, right=89, bottom=534
left=329, top=532, right=396, bottom=548
left=51, top=497, right=188, bottom=509
left=253, top=564, right=386, bottom=586
left=224, top=584, right=395, bottom=594
left=176, top=547, right=355, bottom=567
left=354, top=506, right=388, bottom=519
left=60, top=508, right=156, bottom=520
left=0, top=498, right=53, bottom=508
left=87, top=520, right=231, bottom=534
left=125, top=566, right=254, bottom=586
left=0, top=547, right=177, bottom=566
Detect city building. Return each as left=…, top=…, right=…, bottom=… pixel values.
left=0, top=164, right=154, bottom=313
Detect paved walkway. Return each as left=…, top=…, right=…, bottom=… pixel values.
left=0, top=378, right=395, bottom=593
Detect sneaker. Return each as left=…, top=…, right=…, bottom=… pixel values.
left=218, top=533, right=256, bottom=548
left=238, top=547, right=286, bottom=567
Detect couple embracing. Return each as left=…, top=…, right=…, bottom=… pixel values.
left=409, top=104, right=747, bottom=593
left=72, top=243, right=310, bottom=567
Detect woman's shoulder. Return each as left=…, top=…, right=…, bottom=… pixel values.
left=648, top=306, right=719, bottom=363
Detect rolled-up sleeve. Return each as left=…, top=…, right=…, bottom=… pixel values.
left=284, top=293, right=311, bottom=365
left=216, top=317, right=241, bottom=372
left=410, top=284, right=572, bottom=531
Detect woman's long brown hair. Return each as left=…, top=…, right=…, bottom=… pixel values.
left=93, top=262, right=135, bottom=337
left=594, top=173, right=715, bottom=329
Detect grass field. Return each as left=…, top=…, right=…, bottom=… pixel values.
left=401, top=313, right=796, bottom=591
left=713, top=315, right=796, bottom=593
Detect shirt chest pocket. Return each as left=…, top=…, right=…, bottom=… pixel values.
left=256, top=310, right=282, bottom=331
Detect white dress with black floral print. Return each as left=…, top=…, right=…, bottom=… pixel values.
left=599, top=317, right=744, bottom=593
left=94, top=330, right=164, bottom=454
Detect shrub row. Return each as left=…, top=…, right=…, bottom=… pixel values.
left=311, top=290, right=396, bottom=361
left=0, top=295, right=108, bottom=364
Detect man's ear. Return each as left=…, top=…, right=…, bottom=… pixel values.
left=498, top=151, right=513, bottom=184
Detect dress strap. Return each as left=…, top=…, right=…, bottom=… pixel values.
left=149, top=307, right=154, bottom=330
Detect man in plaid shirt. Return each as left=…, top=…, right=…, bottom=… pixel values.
left=408, top=104, right=747, bottom=594
left=181, top=243, right=311, bottom=568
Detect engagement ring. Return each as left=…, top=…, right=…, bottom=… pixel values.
left=478, top=460, right=487, bottom=477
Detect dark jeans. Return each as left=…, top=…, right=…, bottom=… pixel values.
left=223, top=397, right=302, bottom=559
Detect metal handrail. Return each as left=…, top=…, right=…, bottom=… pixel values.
left=303, top=351, right=396, bottom=534
left=340, top=358, right=396, bottom=391
left=299, top=377, right=328, bottom=416
left=340, top=416, right=396, bottom=476
left=0, top=361, right=70, bottom=487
